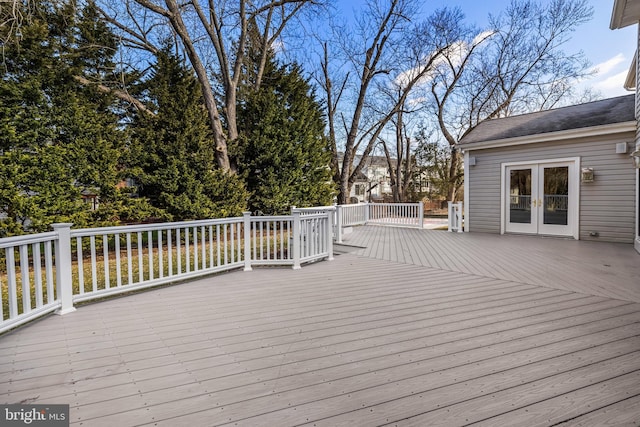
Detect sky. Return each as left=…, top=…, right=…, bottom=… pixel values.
left=335, top=0, right=637, bottom=99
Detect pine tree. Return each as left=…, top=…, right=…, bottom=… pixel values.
left=0, top=0, right=160, bottom=236
left=236, top=58, right=335, bottom=215
left=129, top=49, right=248, bottom=220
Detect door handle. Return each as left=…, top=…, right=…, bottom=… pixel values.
left=532, top=199, right=537, bottom=208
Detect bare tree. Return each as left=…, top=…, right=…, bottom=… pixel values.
left=378, top=91, right=419, bottom=203
left=0, top=0, right=31, bottom=45
left=318, top=1, right=464, bottom=204
left=427, top=0, right=594, bottom=201
left=96, top=0, right=321, bottom=173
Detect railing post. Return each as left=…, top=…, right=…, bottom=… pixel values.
left=292, top=209, right=301, bottom=270
left=52, top=223, right=76, bottom=315
left=364, top=202, right=370, bottom=224
left=335, top=205, right=343, bottom=243
left=447, top=202, right=464, bottom=233
left=418, top=201, right=424, bottom=228
left=448, top=202, right=455, bottom=232
left=243, top=212, right=252, bottom=271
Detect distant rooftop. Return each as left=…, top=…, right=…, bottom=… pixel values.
left=459, top=95, right=636, bottom=146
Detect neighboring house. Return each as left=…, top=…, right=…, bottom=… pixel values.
left=339, top=153, right=433, bottom=203
left=355, top=155, right=392, bottom=202
left=458, top=95, right=637, bottom=245
left=610, top=0, right=640, bottom=252
left=338, top=154, right=392, bottom=203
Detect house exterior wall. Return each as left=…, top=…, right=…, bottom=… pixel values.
left=635, top=22, right=640, bottom=252
left=466, top=131, right=637, bottom=243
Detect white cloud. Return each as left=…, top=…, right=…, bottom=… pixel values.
left=393, top=41, right=466, bottom=88
left=590, top=53, right=625, bottom=76
left=593, top=70, right=631, bottom=93
left=393, top=30, right=495, bottom=90
left=577, top=53, right=633, bottom=98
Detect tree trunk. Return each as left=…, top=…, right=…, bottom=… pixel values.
left=446, top=147, right=459, bottom=202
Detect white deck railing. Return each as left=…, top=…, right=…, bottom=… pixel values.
left=0, top=210, right=333, bottom=334
left=333, top=202, right=424, bottom=242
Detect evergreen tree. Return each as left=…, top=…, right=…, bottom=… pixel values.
left=129, top=49, right=248, bottom=220
left=0, top=0, right=160, bottom=236
left=236, top=59, right=335, bottom=215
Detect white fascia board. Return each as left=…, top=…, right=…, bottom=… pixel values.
left=610, top=0, right=640, bottom=29
left=611, top=0, right=628, bottom=29
left=624, top=51, right=637, bottom=90
left=457, top=121, right=637, bottom=152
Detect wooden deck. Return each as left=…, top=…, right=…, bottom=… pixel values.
left=1, top=226, right=639, bottom=426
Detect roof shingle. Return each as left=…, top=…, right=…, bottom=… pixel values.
left=458, top=95, right=635, bottom=146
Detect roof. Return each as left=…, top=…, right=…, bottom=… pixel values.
left=458, top=95, right=636, bottom=148
left=610, top=0, right=640, bottom=29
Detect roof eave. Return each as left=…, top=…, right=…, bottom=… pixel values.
left=624, top=51, right=637, bottom=90
left=611, top=0, right=639, bottom=29
left=458, top=121, right=637, bottom=152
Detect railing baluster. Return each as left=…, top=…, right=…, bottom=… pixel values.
left=176, top=228, right=182, bottom=275
left=272, top=221, right=277, bottom=260
left=44, top=241, right=53, bottom=303
left=115, top=233, right=122, bottom=287
left=76, top=236, right=84, bottom=294
left=259, top=221, right=264, bottom=261
left=167, top=229, right=173, bottom=277
left=148, top=231, right=154, bottom=280
left=193, top=227, right=199, bottom=271
left=90, top=235, right=98, bottom=292
left=209, top=225, right=214, bottom=267
left=103, top=235, right=110, bottom=289
left=230, top=222, right=235, bottom=264
left=201, top=226, right=206, bottom=269
left=252, top=222, right=257, bottom=261
left=216, top=225, right=221, bottom=266
left=19, top=245, right=30, bottom=313
left=158, top=230, right=163, bottom=279
left=6, top=248, right=18, bottom=318
left=223, top=224, right=228, bottom=265
left=33, top=243, right=43, bottom=307
left=126, top=233, right=133, bottom=285
left=137, top=231, right=143, bottom=283
left=185, top=227, right=190, bottom=273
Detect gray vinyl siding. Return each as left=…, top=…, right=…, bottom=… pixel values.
left=467, top=132, right=637, bottom=243
left=636, top=26, right=640, bottom=245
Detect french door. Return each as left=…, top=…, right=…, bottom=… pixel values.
left=505, top=161, right=577, bottom=237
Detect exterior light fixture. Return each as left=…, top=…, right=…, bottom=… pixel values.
left=581, top=167, right=594, bottom=183
left=631, top=149, right=640, bottom=168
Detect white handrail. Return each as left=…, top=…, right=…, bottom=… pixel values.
left=1, top=202, right=425, bottom=334
left=0, top=210, right=333, bottom=334
left=335, top=202, right=424, bottom=240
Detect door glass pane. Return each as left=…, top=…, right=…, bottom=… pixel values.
left=543, top=166, right=569, bottom=225
left=509, top=169, right=532, bottom=224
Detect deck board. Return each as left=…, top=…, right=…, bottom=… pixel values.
left=1, top=226, right=639, bottom=426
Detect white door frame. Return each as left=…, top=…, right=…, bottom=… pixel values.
left=501, top=157, right=580, bottom=239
